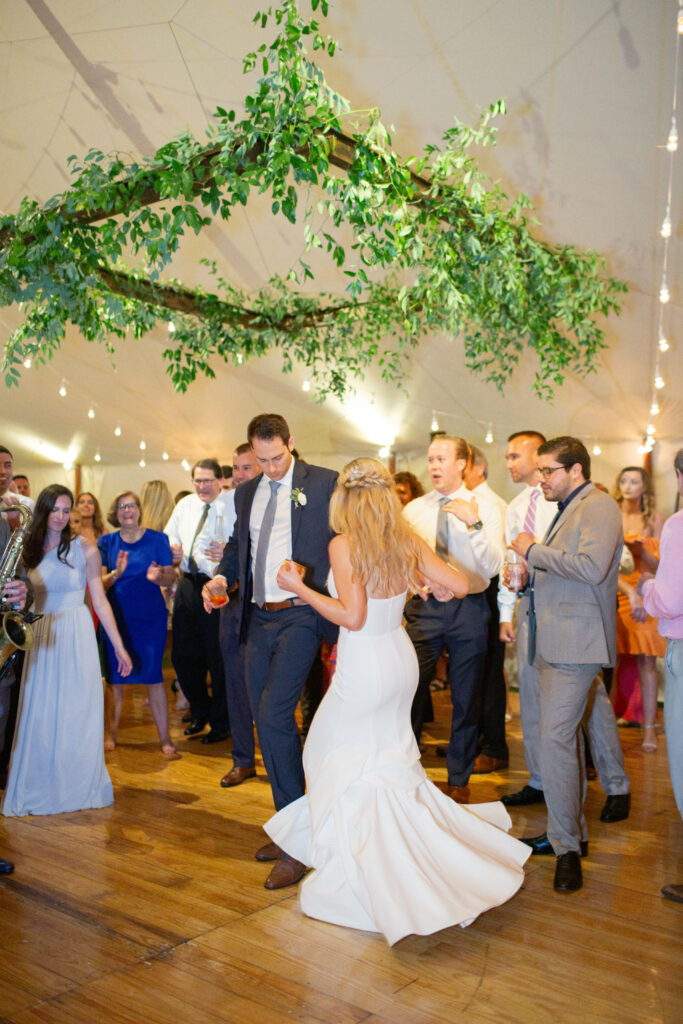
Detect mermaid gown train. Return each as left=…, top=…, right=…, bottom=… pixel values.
left=266, top=581, right=531, bottom=946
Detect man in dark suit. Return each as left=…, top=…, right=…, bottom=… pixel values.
left=510, top=436, right=626, bottom=894
left=203, top=413, right=338, bottom=889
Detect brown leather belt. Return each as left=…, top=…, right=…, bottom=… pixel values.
left=258, top=597, right=307, bottom=611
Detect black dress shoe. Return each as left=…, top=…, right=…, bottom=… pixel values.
left=501, top=785, right=545, bottom=807
left=554, top=852, right=583, bottom=892
left=520, top=832, right=588, bottom=857
left=183, top=717, right=208, bottom=736
left=201, top=729, right=230, bottom=745
left=0, top=857, right=14, bottom=875
left=600, top=792, right=630, bottom=823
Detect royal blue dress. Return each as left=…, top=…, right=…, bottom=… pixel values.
left=98, top=529, right=172, bottom=686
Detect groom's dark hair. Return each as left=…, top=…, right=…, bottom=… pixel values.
left=248, top=413, right=291, bottom=445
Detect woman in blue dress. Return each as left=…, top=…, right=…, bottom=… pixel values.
left=98, top=490, right=177, bottom=757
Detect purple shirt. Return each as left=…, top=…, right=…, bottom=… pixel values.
left=641, top=510, right=683, bottom=640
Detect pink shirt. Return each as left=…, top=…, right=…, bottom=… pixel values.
left=641, top=510, right=683, bottom=640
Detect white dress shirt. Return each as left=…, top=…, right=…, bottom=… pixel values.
left=471, top=481, right=507, bottom=530
left=497, top=483, right=558, bottom=623
left=403, top=484, right=504, bottom=594
left=2, top=491, right=35, bottom=513
left=164, top=490, right=235, bottom=577
left=249, top=457, right=297, bottom=602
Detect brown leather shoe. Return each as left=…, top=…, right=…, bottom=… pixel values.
left=472, top=754, right=509, bottom=774
left=220, top=765, right=256, bottom=788
left=254, top=841, right=281, bottom=862
left=264, top=853, right=306, bottom=890
left=448, top=785, right=470, bottom=803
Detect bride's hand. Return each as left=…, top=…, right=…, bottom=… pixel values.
left=277, top=559, right=305, bottom=593
left=115, top=645, right=133, bottom=677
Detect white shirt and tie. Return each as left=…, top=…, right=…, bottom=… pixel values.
left=164, top=490, right=235, bottom=577
left=497, top=484, right=557, bottom=624
left=249, top=457, right=297, bottom=604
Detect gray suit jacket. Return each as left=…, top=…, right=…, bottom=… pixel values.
left=526, top=483, right=623, bottom=666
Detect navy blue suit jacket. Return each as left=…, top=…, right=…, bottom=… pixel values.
left=216, top=459, right=339, bottom=644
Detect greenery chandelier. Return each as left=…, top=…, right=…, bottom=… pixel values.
left=0, top=0, right=626, bottom=400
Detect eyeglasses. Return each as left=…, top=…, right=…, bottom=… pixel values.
left=118, top=503, right=138, bottom=511
left=536, top=465, right=566, bottom=480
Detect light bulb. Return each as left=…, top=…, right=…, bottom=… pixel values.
left=139, top=458, right=146, bottom=468
left=139, top=440, right=146, bottom=451
left=23, top=357, right=31, bottom=369
left=430, top=411, right=439, bottom=432
left=659, top=331, right=669, bottom=352
left=638, top=443, right=647, bottom=455
left=181, top=459, right=190, bottom=471
left=655, top=374, right=665, bottom=389
left=63, top=461, right=73, bottom=470
left=94, top=452, right=101, bottom=462
left=485, top=426, right=494, bottom=444
left=236, top=354, right=243, bottom=365
left=592, top=444, right=601, bottom=456
left=168, top=321, right=176, bottom=333
left=660, top=212, right=672, bottom=238
left=378, top=446, right=390, bottom=458
left=678, top=8, right=683, bottom=33
left=88, top=407, right=95, bottom=419
left=646, top=422, right=656, bottom=436
left=302, top=379, right=311, bottom=392
left=59, top=383, right=67, bottom=397
left=667, top=119, right=678, bottom=152
left=114, top=426, right=121, bottom=436
left=659, top=277, right=670, bottom=304
left=650, top=399, right=660, bottom=415
left=162, top=451, right=169, bottom=461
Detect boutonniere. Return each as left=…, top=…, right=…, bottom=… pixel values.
left=290, top=487, right=307, bottom=509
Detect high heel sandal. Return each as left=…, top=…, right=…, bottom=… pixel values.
left=642, top=723, right=657, bottom=753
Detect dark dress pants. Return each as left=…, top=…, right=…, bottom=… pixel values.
left=219, top=598, right=254, bottom=767
left=172, top=574, right=228, bottom=732
left=245, top=604, right=323, bottom=811
left=476, top=575, right=509, bottom=761
left=405, top=592, right=489, bottom=787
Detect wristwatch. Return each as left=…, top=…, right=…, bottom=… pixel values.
left=467, top=520, right=483, bottom=532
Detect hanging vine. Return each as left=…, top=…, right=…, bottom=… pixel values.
left=0, top=0, right=626, bottom=399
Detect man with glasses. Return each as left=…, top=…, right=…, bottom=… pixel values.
left=165, top=458, right=233, bottom=743
left=509, top=436, right=628, bottom=894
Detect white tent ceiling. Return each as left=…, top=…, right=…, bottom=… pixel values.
left=0, top=0, right=681, bottom=504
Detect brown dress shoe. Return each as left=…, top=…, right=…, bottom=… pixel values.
left=471, top=754, right=509, bottom=774
left=264, top=853, right=306, bottom=890
left=448, top=785, right=470, bottom=803
left=254, top=841, right=281, bottom=862
left=220, top=765, right=256, bottom=788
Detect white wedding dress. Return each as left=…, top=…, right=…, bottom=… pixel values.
left=265, top=579, right=531, bottom=946
left=2, top=538, right=113, bottom=817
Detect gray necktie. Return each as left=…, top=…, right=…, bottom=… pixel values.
left=187, top=503, right=210, bottom=573
left=435, top=496, right=450, bottom=559
left=253, top=480, right=280, bottom=607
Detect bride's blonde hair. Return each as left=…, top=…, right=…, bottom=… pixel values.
left=330, top=458, right=422, bottom=597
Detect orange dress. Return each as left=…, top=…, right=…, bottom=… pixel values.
left=616, top=535, right=666, bottom=657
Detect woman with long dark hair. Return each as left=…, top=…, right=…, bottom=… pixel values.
left=265, top=458, right=530, bottom=946
left=2, top=485, right=131, bottom=817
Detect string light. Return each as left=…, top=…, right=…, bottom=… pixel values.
left=139, top=458, right=146, bottom=468
left=646, top=422, right=656, bottom=436
left=430, top=410, right=439, bottom=432
left=181, top=459, right=190, bottom=471
left=485, top=424, right=494, bottom=444
left=650, top=398, right=660, bottom=415
left=162, top=451, right=169, bottom=461
left=658, top=330, right=669, bottom=352
left=87, top=407, right=95, bottom=419
left=378, top=446, right=390, bottom=458
left=63, top=460, right=73, bottom=470
left=94, top=452, right=101, bottom=462
left=168, top=321, right=176, bottom=333
left=659, top=276, right=670, bottom=303
left=139, top=440, right=146, bottom=450
left=592, top=443, right=602, bottom=456
left=114, top=425, right=121, bottom=436
left=58, top=380, right=67, bottom=397
left=666, top=118, right=678, bottom=152
left=23, top=357, right=31, bottom=369
left=660, top=208, right=672, bottom=238
left=236, top=354, right=243, bottom=364
left=655, top=374, right=665, bottom=389
left=302, top=379, right=311, bottom=392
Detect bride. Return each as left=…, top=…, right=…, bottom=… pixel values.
left=269, top=458, right=531, bottom=946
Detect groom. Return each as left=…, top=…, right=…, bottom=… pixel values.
left=203, top=413, right=338, bottom=889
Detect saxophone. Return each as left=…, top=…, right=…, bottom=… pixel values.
left=0, top=504, right=36, bottom=674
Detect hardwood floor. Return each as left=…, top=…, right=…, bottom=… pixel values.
left=1, top=679, right=681, bottom=1023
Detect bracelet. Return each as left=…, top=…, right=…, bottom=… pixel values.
left=111, top=570, right=120, bottom=581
